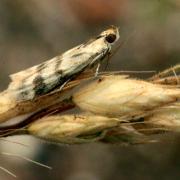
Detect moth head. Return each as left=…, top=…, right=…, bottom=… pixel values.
left=100, top=26, right=120, bottom=44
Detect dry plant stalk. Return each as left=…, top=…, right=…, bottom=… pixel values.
left=0, top=64, right=179, bottom=145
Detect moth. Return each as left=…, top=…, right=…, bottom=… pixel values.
left=7, top=26, right=120, bottom=101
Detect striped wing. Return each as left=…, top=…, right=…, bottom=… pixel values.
left=7, top=43, right=109, bottom=101
left=6, top=26, right=119, bottom=101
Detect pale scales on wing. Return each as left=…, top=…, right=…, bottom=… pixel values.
left=7, top=26, right=120, bottom=101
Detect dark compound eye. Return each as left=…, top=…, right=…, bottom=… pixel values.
left=105, top=34, right=117, bottom=43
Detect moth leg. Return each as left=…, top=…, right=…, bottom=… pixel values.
left=59, top=79, right=71, bottom=91
left=95, top=63, right=100, bottom=77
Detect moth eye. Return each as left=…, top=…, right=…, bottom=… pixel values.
left=105, top=34, right=117, bottom=43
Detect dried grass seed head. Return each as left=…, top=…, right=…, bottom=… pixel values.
left=73, top=75, right=180, bottom=119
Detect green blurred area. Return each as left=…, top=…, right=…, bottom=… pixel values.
left=0, top=0, right=180, bottom=179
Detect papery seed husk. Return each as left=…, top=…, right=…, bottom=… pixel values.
left=143, top=103, right=180, bottom=132
left=73, top=75, right=180, bottom=119
left=28, top=114, right=119, bottom=144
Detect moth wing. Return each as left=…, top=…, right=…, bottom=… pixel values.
left=10, top=66, right=37, bottom=82
left=7, top=52, right=64, bottom=90
left=8, top=65, right=39, bottom=90
left=7, top=40, right=95, bottom=93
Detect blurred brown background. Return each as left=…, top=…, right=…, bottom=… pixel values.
left=0, top=0, right=180, bottom=179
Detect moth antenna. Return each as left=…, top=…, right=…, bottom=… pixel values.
left=103, top=30, right=136, bottom=72
left=110, top=30, right=137, bottom=59
left=1, top=152, right=52, bottom=170
left=0, top=166, right=17, bottom=178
